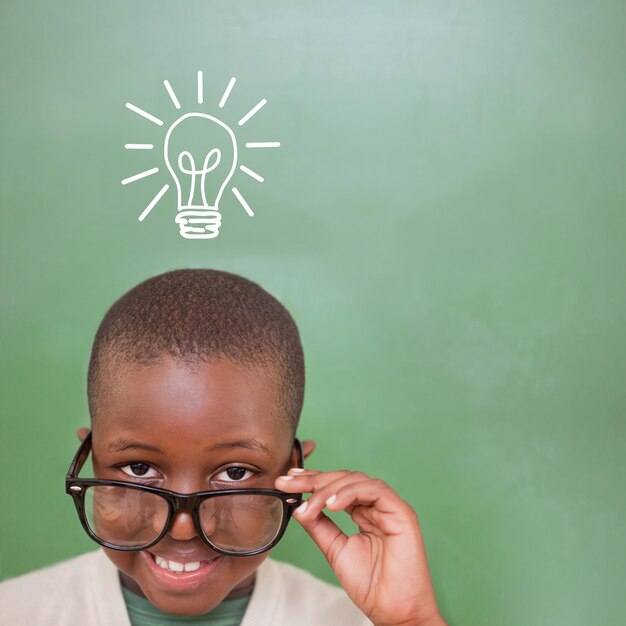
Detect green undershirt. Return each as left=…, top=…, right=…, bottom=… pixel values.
left=121, top=585, right=251, bottom=626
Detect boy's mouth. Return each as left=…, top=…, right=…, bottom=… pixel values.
left=142, top=550, right=226, bottom=591
left=149, top=552, right=216, bottom=574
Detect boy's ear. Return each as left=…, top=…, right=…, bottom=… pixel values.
left=290, top=439, right=316, bottom=468
left=300, top=439, right=316, bottom=461
left=76, top=427, right=90, bottom=442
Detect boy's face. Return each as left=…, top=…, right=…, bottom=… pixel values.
left=82, top=356, right=298, bottom=616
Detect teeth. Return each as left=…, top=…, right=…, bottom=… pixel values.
left=184, top=561, right=200, bottom=572
left=155, top=555, right=169, bottom=569
left=154, top=555, right=204, bottom=573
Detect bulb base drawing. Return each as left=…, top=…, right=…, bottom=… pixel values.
left=175, top=207, right=221, bottom=239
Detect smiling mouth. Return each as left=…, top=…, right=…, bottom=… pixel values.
left=148, top=552, right=220, bottom=574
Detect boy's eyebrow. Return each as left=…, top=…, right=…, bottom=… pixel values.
left=106, top=437, right=271, bottom=454
left=107, top=438, right=163, bottom=453
left=208, top=439, right=271, bottom=454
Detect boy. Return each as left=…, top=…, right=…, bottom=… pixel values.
left=0, top=269, right=447, bottom=625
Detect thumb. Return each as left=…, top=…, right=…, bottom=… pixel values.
left=293, top=503, right=348, bottom=564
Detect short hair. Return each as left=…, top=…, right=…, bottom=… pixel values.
left=87, top=269, right=305, bottom=434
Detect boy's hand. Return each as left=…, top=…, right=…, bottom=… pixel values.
left=276, top=469, right=447, bottom=626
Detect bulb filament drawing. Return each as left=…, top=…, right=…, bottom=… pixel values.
left=122, top=73, right=280, bottom=239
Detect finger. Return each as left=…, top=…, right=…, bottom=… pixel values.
left=275, top=469, right=358, bottom=492
left=293, top=504, right=348, bottom=564
left=287, top=468, right=356, bottom=479
left=298, top=475, right=418, bottom=538
left=327, top=479, right=395, bottom=513
left=288, top=473, right=373, bottom=521
left=326, top=480, right=417, bottom=534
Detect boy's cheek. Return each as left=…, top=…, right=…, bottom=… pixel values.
left=103, top=547, right=145, bottom=593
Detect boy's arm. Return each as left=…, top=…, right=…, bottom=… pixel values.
left=276, top=469, right=448, bottom=626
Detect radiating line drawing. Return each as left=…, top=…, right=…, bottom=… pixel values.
left=238, top=99, right=267, bottom=126
left=239, top=165, right=264, bottom=183
left=163, top=81, right=181, bottom=109
left=246, top=141, right=281, bottom=148
left=121, top=167, right=159, bottom=185
left=139, top=184, right=169, bottom=222
left=123, top=72, right=281, bottom=239
left=219, top=77, right=236, bottom=108
left=232, top=187, right=254, bottom=217
left=197, top=71, right=203, bottom=105
left=125, top=103, right=164, bottom=126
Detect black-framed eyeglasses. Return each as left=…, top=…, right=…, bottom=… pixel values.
left=65, top=431, right=304, bottom=557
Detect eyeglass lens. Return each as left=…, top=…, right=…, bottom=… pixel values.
left=84, top=486, right=284, bottom=552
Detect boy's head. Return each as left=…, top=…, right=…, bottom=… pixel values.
left=87, top=268, right=304, bottom=436
left=78, top=269, right=308, bottom=615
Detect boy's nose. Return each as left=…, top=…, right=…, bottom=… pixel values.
left=167, top=510, right=198, bottom=541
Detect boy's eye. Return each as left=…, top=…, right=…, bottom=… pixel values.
left=121, top=463, right=159, bottom=479
left=216, top=467, right=254, bottom=482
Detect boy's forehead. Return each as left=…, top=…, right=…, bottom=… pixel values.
left=96, top=356, right=289, bottom=446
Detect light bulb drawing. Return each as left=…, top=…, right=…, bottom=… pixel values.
left=164, top=113, right=237, bottom=237
left=122, top=73, right=280, bottom=239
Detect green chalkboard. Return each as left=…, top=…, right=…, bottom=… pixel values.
left=1, top=2, right=624, bottom=625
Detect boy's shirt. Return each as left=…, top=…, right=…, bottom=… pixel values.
left=121, top=584, right=251, bottom=625
left=0, top=548, right=373, bottom=626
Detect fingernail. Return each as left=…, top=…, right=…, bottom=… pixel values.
left=289, top=468, right=306, bottom=473
left=279, top=475, right=293, bottom=481
left=325, top=494, right=336, bottom=507
left=295, top=501, right=308, bottom=514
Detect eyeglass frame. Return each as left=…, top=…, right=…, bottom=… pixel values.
left=65, top=430, right=304, bottom=557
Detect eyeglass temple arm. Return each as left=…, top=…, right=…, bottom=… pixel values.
left=66, top=430, right=92, bottom=480
left=294, top=437, right=304, bottom=469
